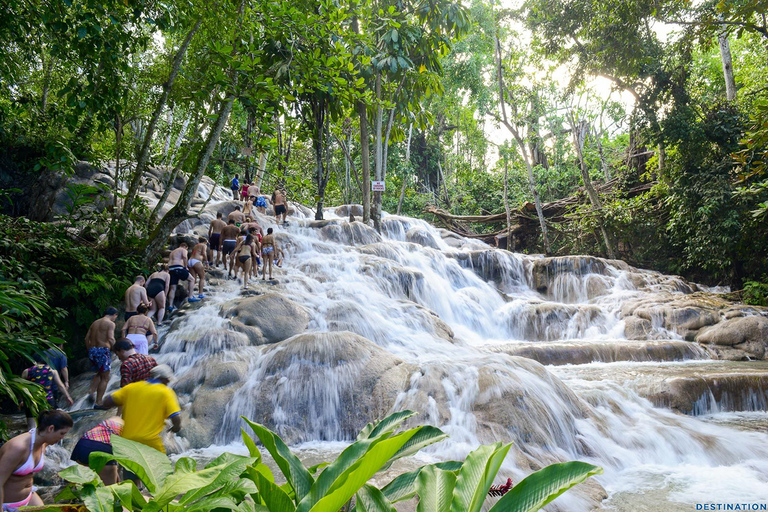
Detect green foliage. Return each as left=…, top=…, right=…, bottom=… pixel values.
left=53, top=412, right=600, bottom=512
left=0, top=275, right=56, bottom=440
left=0, top=215, right=144, bottom=358
left=743, top=277, right=768, bottom=306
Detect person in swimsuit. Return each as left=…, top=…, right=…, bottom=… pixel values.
left=246, top=227, right=262, bottom=278
left=234, top=234, right=256, bottom=289
left=124, top=276, right=149, bottom=321
left=228, top=206, right=245, bottom=226
left=240, top=181, right=249, bottom=202
left=208, top=212, right=227, bottom=266
left=21, top=363, right=73, bottom=428
left=261, top=227, right=279, bottom=280
left=85, top=307, right=117, bottom=408
left=145, top=265, right=170, bottom=325
left=70, top=416, right=123, bottom=485
left=243, top=196, right=254, bottom=217
left=220, top=220, right=241, bottom=277
left=189, top=237, right=207, bottom=299
left=167, top=242, right=197, bottom=312
left=0, top=410, right=72, bottom=511
left=121, top=304, right=158, bottom=355
left=272, top=188, right=287, bottom=224
left=254, top=187, right=268, bottom=214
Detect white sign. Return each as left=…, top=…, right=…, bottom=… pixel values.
left=372, top=181, right=386, bottom=192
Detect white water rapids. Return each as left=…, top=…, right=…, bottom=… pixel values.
left=73, top=207, right=768, bottom=510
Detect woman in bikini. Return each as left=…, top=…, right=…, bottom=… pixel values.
left=240, top=181, right=250, bottom=202
left=0, top=410, right=72, bottom=511
left=234, top=234, right=256, bottom=289
left=188, top=237, right=207, bottom=299
left=243, top=197, right=254, bottom=218
left=261, top=227, right=278, bottom=281
left=121, top=304, right=158, bottom=354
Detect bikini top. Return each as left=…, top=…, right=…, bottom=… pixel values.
left=128, top=316, right=151, bottom=334
left=12, top=429, right=44, bottom=476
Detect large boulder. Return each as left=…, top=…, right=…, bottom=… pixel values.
left=695, top=315, right=768, bottom=359
left=233, top=331, right=412, bottom=443
left=220, top=293, right=310, bottom=345
left=178, top=358, right=250, bottom=448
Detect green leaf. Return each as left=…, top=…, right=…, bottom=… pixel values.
left=356, top=484, right=396, bottom=512
left=357, top=410, right=417, bottom=440
left=303, top=428, right=421, bottom=512
left=450, top=442, right=512, bottom=512
left=59, top=464, right=102, bottom=486
left=241, top=427, right=261, bottom=459
left=416, top=466, right=457, bottom=512
left=81, top=484, right=115, bottom=512
left=241, top=417, right=313, bottom=502
left=176, top=457, right=198, bottom=473
left=182, top=456, right=258, bottom=505
left=381, top=461, right=463, bottom=503
left=488, top=462, right=603, bottom=512
left=110, top=436, right=173, bottom=493
left=109, top=480, right=146, bottom=510
left=387, top=426, right=447, bottom=465
left=149, top=465, right=223, bottom=510
left=250, top=465, right=297, bottom=512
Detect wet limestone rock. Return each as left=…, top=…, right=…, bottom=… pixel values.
left=623, top=316, right=654, bottom=340
left=695, top=315, right=768, bottom=359
left=180, top=359, right=249, bottom=448
left=220, top=293, right=310, bottom=345
left=242, top=331, right=412, bottom=443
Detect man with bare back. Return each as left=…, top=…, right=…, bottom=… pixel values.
left=228, top=206, right=245, bottom=226
left=189, top=237, right=207, bottom=299
left=220, top=220, right=241, bottom=277
left=272, top=188, right=287, bottom=224
left=124, top=276, right=149, bottom=321
left=167, top=242, right=197, bottom=313
left=208, top=212, right=227, bottom=266
left=85, top=307, right=118, bottom=408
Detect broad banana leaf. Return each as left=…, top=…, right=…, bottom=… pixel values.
left=489, top=461, right=603, bottom=512
left=450, top=442, right=512, bottom=512
left=415, top=466, right=457, bottom=512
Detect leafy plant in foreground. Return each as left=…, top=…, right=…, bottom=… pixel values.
left=49, top=411, right=601, bottom=512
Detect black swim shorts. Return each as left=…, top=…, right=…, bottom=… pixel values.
left=169, top=265, right=190, bottom=285
left=275, top=204, right=287, bottom=215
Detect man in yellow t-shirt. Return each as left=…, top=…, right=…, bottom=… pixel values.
left=101, top=364, right=181, bottom=453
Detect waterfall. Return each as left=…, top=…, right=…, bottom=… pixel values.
left=69, top=207, right=768, bottom=510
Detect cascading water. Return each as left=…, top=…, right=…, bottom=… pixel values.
left=69, top=205, right=768, bottom=510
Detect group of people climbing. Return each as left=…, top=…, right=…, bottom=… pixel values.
left=0, top=177, right=295, bottom=510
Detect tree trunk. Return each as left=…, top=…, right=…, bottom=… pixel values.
left=358, top=101, right=371, bottom=224
left=162, top=108, right=174, bottom=163
left=718, top=28, right=737, bottom=101
left=169, top=114, right=192, bottom=165
left=313, top=101, right=327, bottom=221
left=256, top=151, right=267, bottom=188
left=122, top=18, right=202, bottom=222
left=372, top=72, right=383, bottom=231
left=570, top=115, right=615, bottom=259
left=595, top=129, right=610, bottom=180
left=503, top=155, right=512, bottom=251
left=142, top=95, right=234, bottom=266
left=397, top=123, right=413, bottom=215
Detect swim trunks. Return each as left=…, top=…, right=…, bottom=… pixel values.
left=126, top=333, right=149, bottom=355
left=222, top=240, right=237, bottom=256
left=88, top=347, right=111, bottom=373
left=274, top=204, right=287, bottom=216
left=255, top=196, right=267, bottom=208
left=262, top=246, right=274, bottom=256
left=146, top=278, right=165, bottom=299
left=169, top=265, right=189, bottom=285
left=209, top=233, right=221, bottom=249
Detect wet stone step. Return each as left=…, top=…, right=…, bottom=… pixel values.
left=487, top=339, right=708, bottom=366
left=553, top=361, right=768, bottom=415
